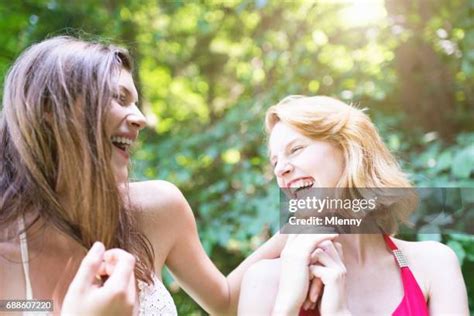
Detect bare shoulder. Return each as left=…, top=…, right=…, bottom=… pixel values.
left=127, top=180, right=196, bottom=266
left=392, top=237, right=468, bottom=311
left=391, top=237, right=461, bottom=296
left=392, top=237, right=460, bottom=267
left=127, top=180, right=195, bottom=236
left=128, top=180, right=188, bottom=215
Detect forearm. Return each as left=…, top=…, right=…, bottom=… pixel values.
left=271, top=294, right=300, bottom=316
left=221, top=232, right=288, bottom=315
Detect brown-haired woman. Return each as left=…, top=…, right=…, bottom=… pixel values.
left=0, top=36, right=311, bottom=315
left=238, top=96, right=469, bottom=315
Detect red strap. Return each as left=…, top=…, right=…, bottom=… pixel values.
left=383, top=234, right=398, bottom=250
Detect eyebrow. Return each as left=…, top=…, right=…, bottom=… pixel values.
left=269, top=137, right=304, bottom=162
left=118, top=85, right=138, bottom=103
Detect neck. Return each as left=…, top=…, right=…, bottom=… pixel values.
left=0, top=214, right=48, bottom=262
left=11, top=214, right=84, bottom=260
left=32, top=217, right=85, bottom=256
left=335, top=234, right=388, bottom=265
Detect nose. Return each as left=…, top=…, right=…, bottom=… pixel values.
left=127, top=104, right=147, bottom=130
left=274, top=158, right=293, bottom=179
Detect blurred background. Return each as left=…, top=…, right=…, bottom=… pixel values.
left=1, top=0, right=473, bottom=314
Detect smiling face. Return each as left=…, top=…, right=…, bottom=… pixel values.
left=106, top=69, right=146, bottom=184
left=268, top=121, right=345, bottom=193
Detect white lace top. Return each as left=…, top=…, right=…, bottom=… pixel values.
left=138, top=275, right=178, bottom=316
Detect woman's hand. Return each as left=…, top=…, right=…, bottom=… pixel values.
left=310, top=240, right=350, bottom=315
left=272, top=233, right=338, bottom=316
left=302, top=270, right=323, bottom=311
left=61, top=242, right=136, bottom=316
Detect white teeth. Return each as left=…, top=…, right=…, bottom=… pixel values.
left=111, top=136, right=133, bottom=145
left=293, top=178, right=314, bottom=190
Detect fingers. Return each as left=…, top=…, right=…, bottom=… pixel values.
left=309, top=277, right=323, bottom=303
left=302, top=275, right=322, bottom=311
left=102, top=248, right=136, bottom=301
left=317, top=240, right=344, bottom=266
left=296, top=234, right=339, bottom=254
left=310, top=241, right=347, bottom=284
left=97, top=260, right=108, bottom=278
left=310, top=248, right=319, bottom=264
left=310, top=262, right=346, bottom=285
left=281, top=234, right=339, bottom=269
left=334, top=242, right=344, bottom=260
left=302, top=296, right=312, bottom=311
left=310, top=264, right=328, bottom=281
left=302, top=298, right=313, bottom=311
left=69, top=242, right=105, bottom=293
left=312, top=248, right=339, bottom=269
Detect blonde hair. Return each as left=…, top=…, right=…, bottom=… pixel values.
left=265, top=95, right=417, bottom=233
left=0, top=36, right=154, bottom=284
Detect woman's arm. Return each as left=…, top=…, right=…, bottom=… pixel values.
left=131, top=180, right=289, bottom=315
left=239, top=235, right=340, bottom=316
left=238, top=259, right=282, bottom=315
left=422, top=242, right=469, bottom=315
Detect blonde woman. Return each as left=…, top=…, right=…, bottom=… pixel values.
left=238, top=96, right=469, bottom=315
left=0, top=36, right=327, bottom=315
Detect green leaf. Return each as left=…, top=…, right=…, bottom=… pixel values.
left=451, top=145, right=474, bottom=179
left=436, top=150, right=452, bottom=172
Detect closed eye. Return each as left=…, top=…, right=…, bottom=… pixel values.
left=290, top=146, right=304, bottom=154
left=118, top=94, right=128, bottom=105
left=113, top=93, right=127, bottom=105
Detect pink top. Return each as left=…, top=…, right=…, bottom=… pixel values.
left=383, top=235, right=429, bottom=316
left=299, top=235, right=429, bottom=316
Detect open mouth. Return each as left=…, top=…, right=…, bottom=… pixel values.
left=111, top=136, right=133, bottom=154
left=289, top=177, right=315, bottom=198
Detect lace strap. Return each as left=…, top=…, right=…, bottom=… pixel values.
left=18, top=216, right=34, bottom=300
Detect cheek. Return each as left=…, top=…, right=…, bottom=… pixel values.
left=106, top=106, right=124, bottom=132
left=328, top=146, right=345, bottom=177
left=301, top=146, right=344, bottom=185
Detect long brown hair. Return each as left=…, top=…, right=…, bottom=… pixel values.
left=0, top=36, right=154, bottom=284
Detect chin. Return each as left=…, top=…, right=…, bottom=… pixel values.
left=111, top=164, right=128, bottom=184
left=115, top=170, right=129, bottom=184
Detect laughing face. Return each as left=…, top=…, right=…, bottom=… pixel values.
left=106, top=69, right=146, bottom=184
left=268, top=121, right=345, bottom=196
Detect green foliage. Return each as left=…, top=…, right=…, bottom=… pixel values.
left=402, top=132, right=474, bottom=310
left=1, top=0, right=473, bottom=314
